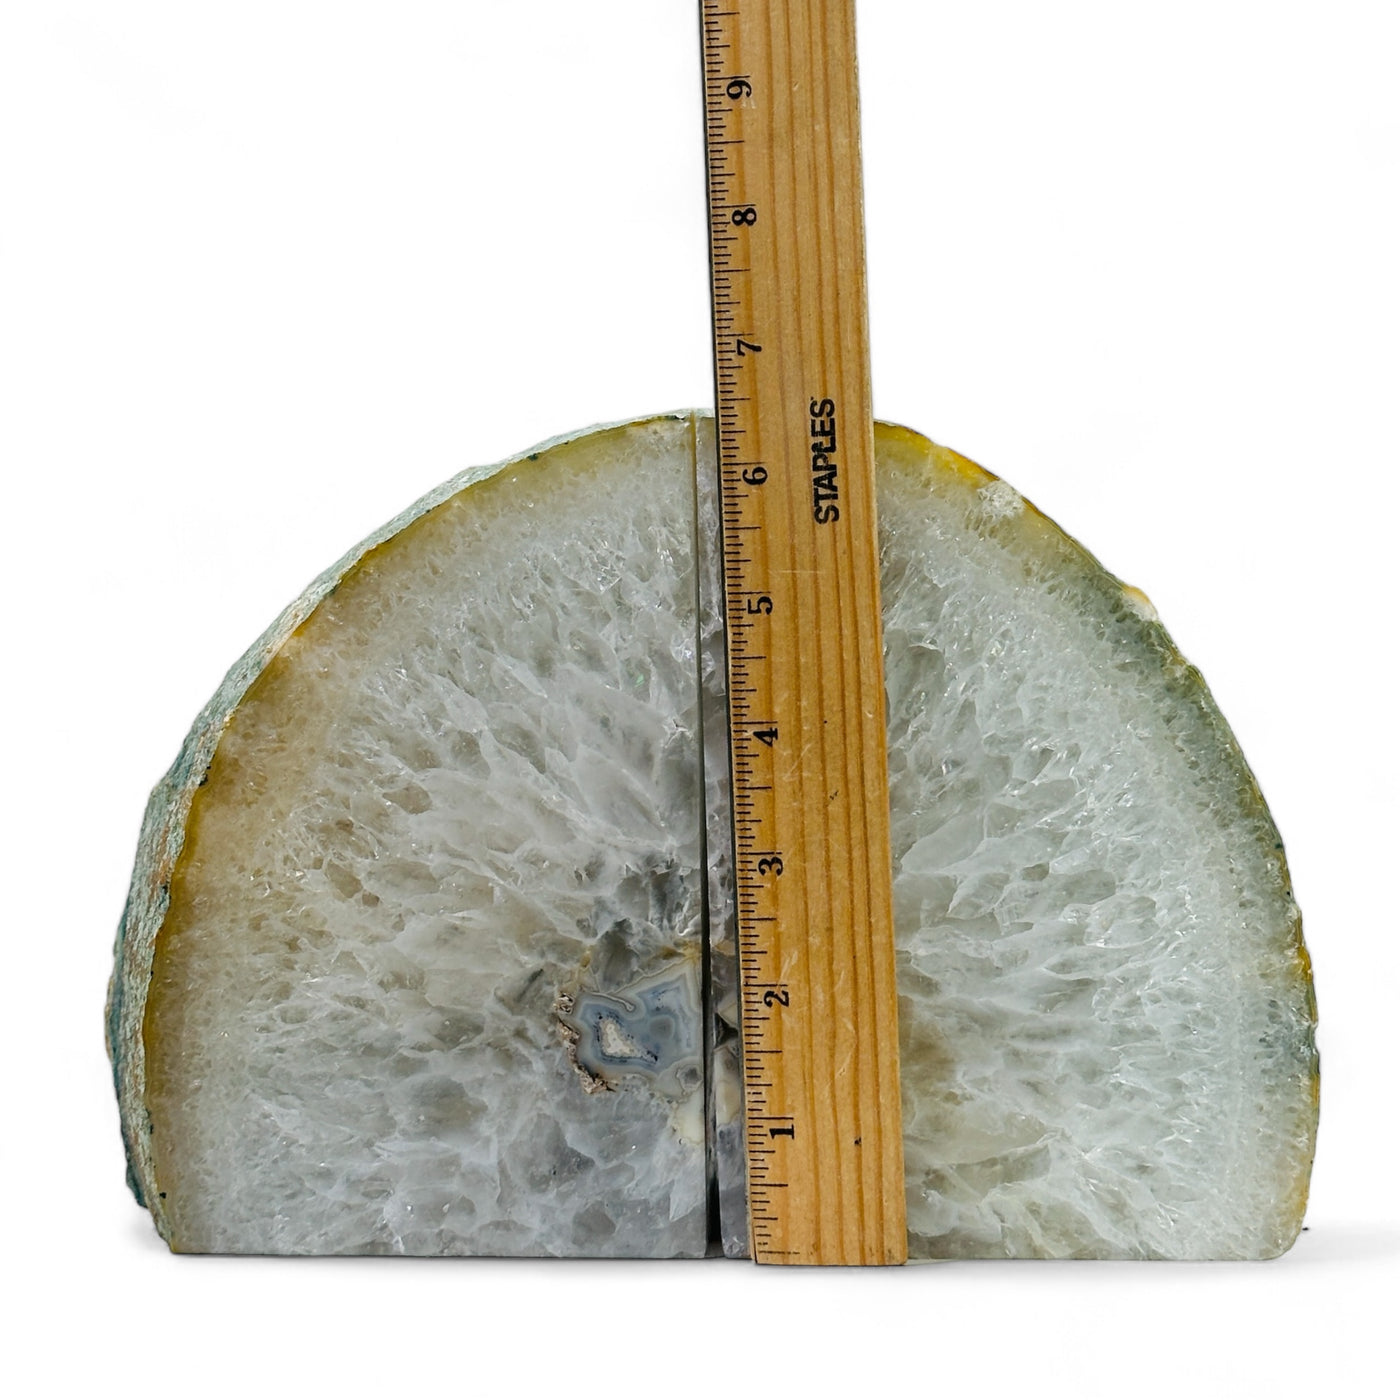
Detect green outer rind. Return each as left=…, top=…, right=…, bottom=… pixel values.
left=107, top=413, right=1319, bottom=1250
left=105, top=412, right=692, bottom=1241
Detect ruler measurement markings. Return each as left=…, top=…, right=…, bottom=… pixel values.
left=761, top=0, right=805, bottom=1262
left=701, top=0, right=903, bottom=1265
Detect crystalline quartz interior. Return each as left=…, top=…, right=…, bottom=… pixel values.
left=108, top=413, right=1318, bottom=1259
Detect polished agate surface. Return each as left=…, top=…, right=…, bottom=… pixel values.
left=108, top=414, right=1317, bottom=1258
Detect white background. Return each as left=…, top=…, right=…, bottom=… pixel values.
left=3, top=2, right=1396, bottom=1395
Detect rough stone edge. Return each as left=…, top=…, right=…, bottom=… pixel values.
left=104, top=411, right=696, bottom=1242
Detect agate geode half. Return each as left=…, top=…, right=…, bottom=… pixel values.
left=107, top=415, right=1318, bottom=1258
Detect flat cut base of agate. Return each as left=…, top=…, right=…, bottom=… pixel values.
left=108, top=414, right=1317, bottom=1259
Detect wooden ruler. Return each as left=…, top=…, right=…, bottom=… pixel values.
left=700, top=0, right=906, bottom=1265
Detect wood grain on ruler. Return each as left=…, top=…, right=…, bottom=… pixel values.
left=701, top=0, right=906, bottom=1265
